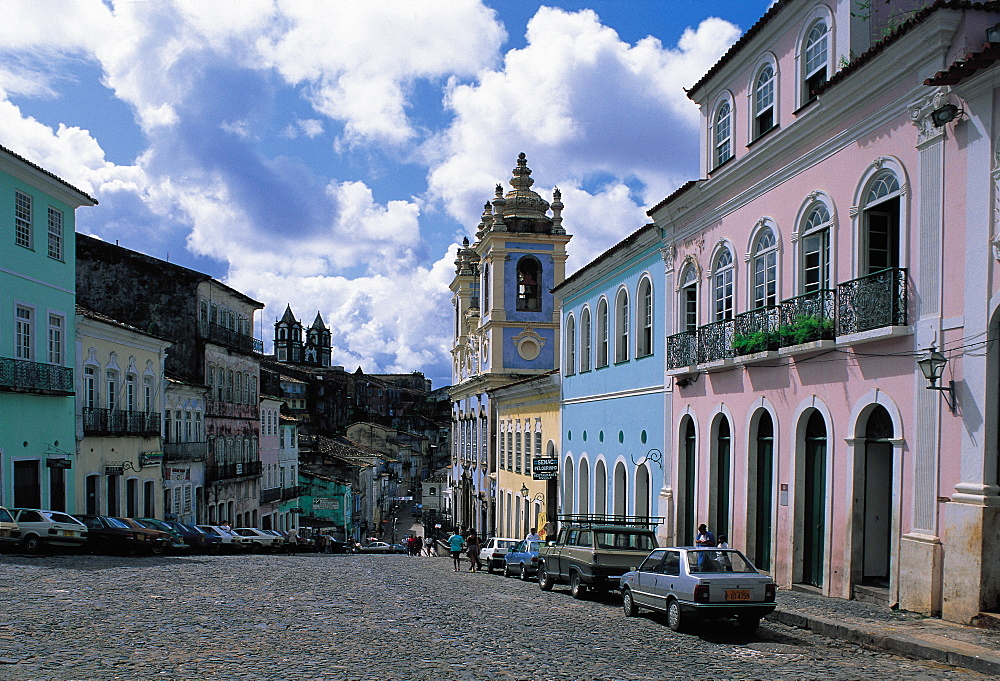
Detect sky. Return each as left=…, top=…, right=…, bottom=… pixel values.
left=0, top=0, right=774, bottom=388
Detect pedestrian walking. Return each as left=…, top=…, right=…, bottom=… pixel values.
left=286, top=527, right=298, bottom=555
left=465, top=531, right=481, bottom=572
left=447, top=529, right=465, bottom=571
left=414, top=535, right=423, bottom=557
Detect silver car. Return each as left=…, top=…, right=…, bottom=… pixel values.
left=619, top=547, right=775, bottom=632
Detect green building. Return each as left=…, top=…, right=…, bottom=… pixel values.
left=0, top=144, right=96, bottom=510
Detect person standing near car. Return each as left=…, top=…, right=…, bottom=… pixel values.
left=526, top=528, right=541, bottom=541
left=447, top=529, right=465, bottom=571
left=286, top=527, right=298, bottom=555
left=465, top=531, right=481, bottom=572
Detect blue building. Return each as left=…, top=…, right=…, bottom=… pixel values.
left=553, top=224, right=667, bottom=540
left=448, top=154, right=570, bottom=534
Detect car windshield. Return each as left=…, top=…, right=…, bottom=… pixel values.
left=48, top=512, right=82, bottom=525
left=594, top=531, right=656, bottom=550
left=526, top=541, right=542, bottom=552
left=106, top=517, right=130, bottom=529
left=235, top=529, right=254, bottom=536
left=497, top=540, right=515, bottom=548
left=198, top=526, right=221, bottom=536
left=687, top=550, right=758, bottom=574
left=0, top=509, right=12, bottom=523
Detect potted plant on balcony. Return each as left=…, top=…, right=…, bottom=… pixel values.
left=778, top=315, right=834, bottom=346
left=731, top=330, right=779, bottom=355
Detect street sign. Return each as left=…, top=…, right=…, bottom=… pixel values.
left=533, top=458, right=558, bottom=480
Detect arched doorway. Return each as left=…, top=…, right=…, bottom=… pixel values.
left=752, top=411, right=774, bottom=571
left=613, top=462, right=627, bottom=516
left=595, top=461, right=607, bottom=515
left=563, top=457, right=575, bottom=515
left=679, top=417, right=697, bottom=545
left=635, top=465, right=650, bottom=519
left=579, top=459, right=591, bottom=514
left=862, top=405, right=893, bottom=585
left=801, top=410, right=827, bottom=587
left=712, top=415, right=731, bottom=539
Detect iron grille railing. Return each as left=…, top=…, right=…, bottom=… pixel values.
left=261, top=487, right=281, bottom=503
left=205, top=400, right=259, bottom=419
left=281, top=485, right=301, bottom=500
left=698, top=318, right=735, bottom=363
left=198, top=321, right=264, bottom=355
left=82, top=408, right=160, bottom=436
left=666, top=330, right=698, bottom=369
left=163, top=441, right=209, bottom=462
left=779, top=289, right=836, bottom=347
left=836, top=268, right=908, bottom=336
left=206, top=460, right=262, bottom=482
left=0, top=358, right=74, bottom=394
left=732, top=305, right=781, bottom=355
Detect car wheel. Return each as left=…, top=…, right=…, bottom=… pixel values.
left=150, top=542, right=166, bottom=556
left=253, top=542, right=265, bottom=554
left=738, top=615, right=759, bottom=633
left=22, top=535, right=42, bottom=554
left=667, top=598, right=685, bottom=632
left=570, top=572, right=587, bottom=599
left=520, top=564, right=530, bottom=581
left=538, top=564, right=554, bottom=591
left=502, top=562, right=511, bottom=578
left=622, top=587, right=638, bottom=617
left=487, top=561, right=495, bottom=574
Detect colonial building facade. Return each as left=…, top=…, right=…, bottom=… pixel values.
left=449, top=153, right=570, bottom=534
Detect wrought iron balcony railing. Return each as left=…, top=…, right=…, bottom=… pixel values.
left=281, top=485, right=302, bottom=500
left=665, top=330, right=698, bottom=370
left=732, top=305, right=781, bottom=355
left=698, top=318, right=735, bottom=363
left=260, top=487, right=281, bottom=503
left=163, top=441, right=209, bottom=462
left=837, top=268, right=908, bottom=336
left=83, top=408, right=160, bottom=436
left=206, top=460, right=262, bottom=482
left=198, top=321, right=264, bottom=355
left=205, top=400, right=259, bottom=419
left=0, top=358, right=74, bottom=394
left=779, top=289, right=836, bottom=347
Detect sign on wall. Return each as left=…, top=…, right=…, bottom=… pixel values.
left=532, top=458, right=558, bottom=480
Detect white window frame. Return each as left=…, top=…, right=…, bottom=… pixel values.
left=637, top=277, right=653, bottom=358
left=47, top=207, right=63, bottom=260
left=565, top=313, right=576, bottom=376
left=752, top=61, right=776, bottom=140
left=47, top=313, right=63, bottom=365
left=799, top=202, right=833, bottom=294
left=615, top=289, right=630, bottom=363
left=15, top=305, right=33, bottom=360
left=713, top=100, right=733, bottom=168
left=596, top=298, right=609, bottom=368
left=580, top=306, right=592, bottom=372
left=15, top=190, right=32, bottom=249
left=712, top=248, right=735, bottom=321
left=750, top=226, right=779, bottom=309
left=679, top=264, right=699, bottom=332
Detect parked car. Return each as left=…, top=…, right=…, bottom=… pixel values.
left=136, top=518, right=189, bottom=553
left=0, top=507, right=21, bottom=550
left=619, top=547, right=776, bottom=632
left=78, top=515, right=157, bottom=555
left=164, top=521, right=217, bottom=553
left=262, top=529, right=287, bottom=548
left=479, top=537, right=518, bottom=574
left=115, top=517, right=169, bottom=555
left=503, top=539, right=543, bottom=580
left=537, top=515, right=659, bottom=598
left=358, top=541, right=405, bottom=554
left=9, top=508, right=87, bottom=554
left=197, top=525, right=248, bottom=551
left=233, top=528, right=282, bottom=553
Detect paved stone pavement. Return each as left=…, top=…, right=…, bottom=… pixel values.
left=0, top=552, right=987, bottom=681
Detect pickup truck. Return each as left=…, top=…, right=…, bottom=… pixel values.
left=537, top=515, right=661, bottom=598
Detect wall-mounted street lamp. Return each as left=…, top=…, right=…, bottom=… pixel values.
left=917, top=345, right=955, bottom=413
left=520, top=484, right=544, bottom=503
left=931, top=103, right=964, bottom=127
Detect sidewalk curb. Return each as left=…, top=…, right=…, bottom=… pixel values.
left=768, top=609, right=1000, bottom=676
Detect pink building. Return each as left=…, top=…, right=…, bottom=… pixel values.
left=648, top=0, right=1000, bottom=622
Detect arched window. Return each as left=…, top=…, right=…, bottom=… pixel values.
left=861, top=171, right=901, bottom=275
left=516, top=256, right=542, bottom=312
left=713, top=416, right=731, bottom=538
left=714, top=101, right=732, bottom=167
left=713, top=248, right=734, bottom=321
left=803, top=20, right=829, bottom=103
left=801, top=203, right=832, bottom=293
left=597, top=299, right=609, bottom=368
left=754, top=64, right=775, bottom=139
left=565, top=314, right=576, bottom=376
left=751, top=228, right=778, bottom=308
left=680, top=265, right=698, bottom=331
left=637, top=278, right=653, bottom=357
left=615, top=289, right=630, bottom=362
left=580, top=307, right=592, bottom=372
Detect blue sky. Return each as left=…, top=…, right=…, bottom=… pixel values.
left=0, top=0, right=772, bottom=387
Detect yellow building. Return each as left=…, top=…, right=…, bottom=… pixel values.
left=490, top=370, right=559, bottom=540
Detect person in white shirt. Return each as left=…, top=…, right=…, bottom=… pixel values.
left=525, top=528, right=541, bottom=541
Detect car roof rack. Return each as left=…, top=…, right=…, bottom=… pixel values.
left=557, top=514, right=665, bottom=528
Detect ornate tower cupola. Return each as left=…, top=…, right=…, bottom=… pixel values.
left=274, top=304, right=304, bottom=364
left=305, top=312, right=332, bottom=367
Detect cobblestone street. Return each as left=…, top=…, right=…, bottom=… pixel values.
left=0, top=553, right=985, bottom=681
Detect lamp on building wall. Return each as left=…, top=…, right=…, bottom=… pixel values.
left=917, top=345, right=955, bottom=412
left=930, top=103, right=963, bottom=127
left=987, top=23, right=1000, bottom=44
left=520, top=484, right=544, bottom=503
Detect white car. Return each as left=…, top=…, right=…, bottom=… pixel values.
left=10, top=508, right=87, bottom=553
left=197, top=525, right=249, bottom=551
left=0, top=507, right=21, bottom=550
left=479, top=537, right=518, bottom=574
left=233, top=528, right=282, bottom=552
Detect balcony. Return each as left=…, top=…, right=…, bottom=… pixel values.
left=281, top=485, right=302, bottom=500
left=261, top=487, right=281, bottom=503
left=206, top=460, right=262, bottom=482
left=837, top=268, right=908, bottom=337
left=668, top=273, right=907, bottom=374
left=206, top=400, right=259, bottom=420
left=198, top=321, right=264, bottom=355
left=0, top=358, right=74, bottom=395
left=163, top=441, right=209, bottom=462
left=83, top=408, right=160, bottom=436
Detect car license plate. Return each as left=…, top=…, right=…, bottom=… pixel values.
left=725, top=589, right=751, bottom=601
